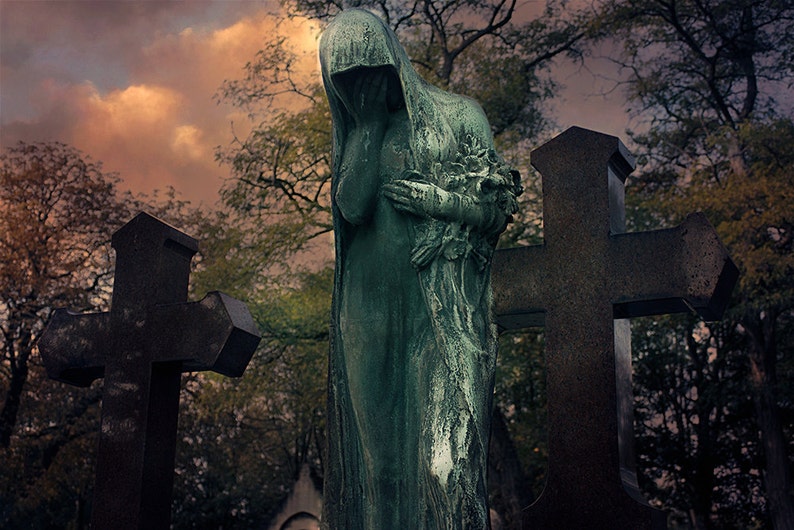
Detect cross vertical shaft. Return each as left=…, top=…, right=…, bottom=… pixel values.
left=93, top=214, right=197, bottom=529
left=534, top=130, right=656, bottom=525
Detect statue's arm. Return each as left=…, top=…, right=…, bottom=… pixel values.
left=335, top=125, right=386, bottom=225
left=334, top=70, right=390, bottom=225
left=383, top=180, right=505, bottom=233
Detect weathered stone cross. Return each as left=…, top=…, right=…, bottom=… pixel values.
left=492, top=127, right=738, bottom=529
left=38, top=212, right=261, bottom=530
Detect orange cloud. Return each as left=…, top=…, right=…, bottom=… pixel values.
left=98, top=12, right=322, bottom=203
left=171, top=124, right=206, bottom=162
left=78, top=84, right=184, bottom=138
left=2, top=6, right=323, bottom=206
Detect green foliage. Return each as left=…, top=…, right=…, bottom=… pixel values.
left=214, top=0, right=584, bottom=497
left=212, top=2, right=587, bottom=523
left=629, top=118, right=794, bottom=315
left=9, top=2, right=791, bottom=528
left=215, top=87, right=333, bottom=257
left=626, top=119, right=794, bottom=526
left=172, top=268, right=331, bottom=528
left=216, top=0, right=586, bottom=255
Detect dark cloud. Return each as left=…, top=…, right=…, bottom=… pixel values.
left=0, top=1, right=280, bottom=204
left=1, top=1, right=269, bottom=88
left=0, top=37, right=32, bottom=69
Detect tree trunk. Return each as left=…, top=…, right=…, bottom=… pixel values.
left=745, top=311, right=794, bottom=530
left=0, top=342, right=31, bottom=449
left=689, top=323, right=716, bottom=530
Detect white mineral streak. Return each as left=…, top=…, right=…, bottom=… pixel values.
left=430, top=430, right=453, bottom=487
left=429, top=278, right=480, bottom=491
left=362, top=128, right=371, bottom=151
left=107, top=381, right=139, bottom=397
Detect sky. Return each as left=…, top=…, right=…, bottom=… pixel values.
left=1, top=0, right=629, bottom=207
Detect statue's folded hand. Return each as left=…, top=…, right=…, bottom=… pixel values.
left=383, top=180, right=455, bottom=220
left=384, top=180, right=505, bottom=232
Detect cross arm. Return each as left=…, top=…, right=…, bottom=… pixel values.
left=38, top=310, right=111, bottom=387
left=492, top=244, right=546, bottom=330
left=151, top=291, right=261, bottom=376
left=38, top=292, right=261, bottom=387
left=611, top=213, right=739, bottom=321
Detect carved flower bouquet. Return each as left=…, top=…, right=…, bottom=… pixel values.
left=408, top=136, right=522, bottom=270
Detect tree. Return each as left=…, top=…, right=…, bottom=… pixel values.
left=631, top=314, right=766, bottom=528
left=0, top=142, right=131, bottom=450
left=0, top=142, right=214, bottom=528
left=172, top=268, right=331, bottom=528
left=216, top=0, right=587, bottom=255
left=0, top=142, right=132, bottom=527
left=0, top=139, right=332, bottom=528
left=141, top=195, right=332, bottom=527
left=593, top=0, right=794, bottom=526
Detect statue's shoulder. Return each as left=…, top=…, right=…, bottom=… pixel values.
left=429, top=87, right=493, bottom=144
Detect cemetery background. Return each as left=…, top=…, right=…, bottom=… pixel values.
left=1, top=1, right=792, bottom=528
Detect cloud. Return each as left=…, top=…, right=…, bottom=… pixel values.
left=172, top=124, right=206, bottom=161
left=1, top=2, right=321, bottom=205
left=1, top=80, right=98, bottom=145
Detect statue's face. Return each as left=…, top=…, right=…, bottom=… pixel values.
left=332, top=65, right=406, bottom=116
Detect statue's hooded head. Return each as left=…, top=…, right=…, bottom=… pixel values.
left=319, top=9, right=460, bottom=173
left=319, top=8, right=400, bottom=80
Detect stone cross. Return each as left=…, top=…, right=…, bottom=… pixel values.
left=37, top=212, right=261, bottom=530
left=491, top=127, right=738, bottom=529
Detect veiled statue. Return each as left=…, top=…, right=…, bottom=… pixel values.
left=319, top=9, right=522, bottom=529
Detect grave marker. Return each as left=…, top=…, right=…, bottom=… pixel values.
left=38, top=212, right=261, bottom=530
left=492, top=127, right=738, bottom=529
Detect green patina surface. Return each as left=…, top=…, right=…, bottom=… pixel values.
left=320, top=9, right=521, bottom=529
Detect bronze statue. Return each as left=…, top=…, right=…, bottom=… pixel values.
left=320, top=9, right=521, bottom=529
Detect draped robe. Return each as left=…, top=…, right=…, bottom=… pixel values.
left=320, top=10, right=521, bottom=529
